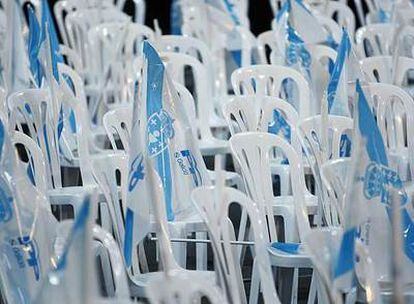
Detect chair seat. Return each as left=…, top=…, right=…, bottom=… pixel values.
left=272, top=194, right=318, bottom=215
left=209, top=114, right=228, bottom=129
left=268, top=242, right=313, bottom=268
left=128, top=269, right=216, bottom=297
left=198, top=138, right=229, bottom=155
left=149, top=211, right=207, bottom=233
left=208, top=169, right=241, bottom=187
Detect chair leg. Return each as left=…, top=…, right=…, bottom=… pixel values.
left=291, top=268, right=299, bottom=304
left=196, top=231, right=207, bottom=270
left=95, top=242, right=115, bottom=296
left=249, top=258, right=260, bottom=304
left=171, top=228, right=187, bottom=268
left=307, top=270, right=317, bottom=304
left=99, top=202, right=112, bottom=234
left=279, top=169, right=290, bottom=196
left=138, top=243, right=149, bottom=273
left=237, top=207, right=248, bottom=262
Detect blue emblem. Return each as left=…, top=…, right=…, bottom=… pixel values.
left=0, top=186, right=13, bottom=223
left=9, top=236, right=41, bottom=281
left=175, top=150, right=203, bottom=186
left=147, top=109, right=175, bottom=157
left=128, top=154, right=145, bottom=192
left=362, top=162, right=407, bottom=206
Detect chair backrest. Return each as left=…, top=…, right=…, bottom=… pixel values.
left=270, top=14, right=341, bottom=43
left=355, top=24, right=394, bottom=58
left=231, top=65, right=312, bottom=118
left=65, top=8, right=129, bottom=69
left=222, top=95, right=301, bottom=153
left=305, top=44, right=338, bottom=106
left=102, top=83, right=196, bottom=154
left=257, top=30, right=280, bottom=64
left=157, top=35, right=216, bottom=95
left=192, top=186, right=280, bottom=304
left=399, top=25, right=414, bottom=58
left=54, top=0, right=79, bottom=47
left=360, top=55, right=414, bottom=86
left=229, top=132, right=310, bottom=242
left=161, top=51, right=215, bottom=140
left=59, top=44, right=84, bottom=73
left=8, top=89, right=61, bottom=188
left=369, top=82, right=414, bottom=180
left=12, top=131, right=48, bottom=196
left=315, top=14, right=342, bottom=43
left=103, top=106, right=132, bottom=153
left=298, top=115, right=353, bottom=160
left=91, top=153, right=128, bottom=251
left=320, top=157, right=350, bottom=218
left=313, top=2, right=356, bottom=37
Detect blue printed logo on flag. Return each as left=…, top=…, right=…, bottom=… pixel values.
left=362, top=162, right=407, bottom=206
left=128, top=153, right=145, bottom=192
left=9, top=236, right=41, bottom=281
left=147, top=109, right=175, bottom=157
left=175, top=149, right=203, bottom=186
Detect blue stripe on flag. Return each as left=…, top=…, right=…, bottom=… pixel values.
left=334, top=227, right=357, bottom=278
left=327, top=30, right=350, bottom=112
left=124, top=208, right=134, bottom=267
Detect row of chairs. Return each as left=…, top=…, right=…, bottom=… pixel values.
left=1, top=0, right=414, bottom=302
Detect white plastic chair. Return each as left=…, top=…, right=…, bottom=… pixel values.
left=320, top=157, right=350, bottom=219
left=315, top=14, right=342, bottom=43
left=299, top=115, right=353, bottom=160
left=298, top=115, right=353, bottom=225
left=64, top=8, right=129, bottom=71
left=8, top=89, right=62, bottom=188
left=54, top=0, right=79, bottom=47
left=355, top=24, right=394, bottom=58
left=270, top=14, right=341, bottom=44
left=257, top=30, right=282, bottom=64
left=368, top=82, right=414, bottom=182
left=11, top=131, right=48, bottom=196
left=157, top=35, right=217, bottom=95
left=312, top=1, right=356, bottom=37
left=360, top=55, right=414, bottom=86
left=229, top=132, right=317, bottom=304
left=230, top=132, right=315, bottom=242
left=192, top=186, right=281, bottom=304
left=223, top=95, right=301, bottom=154
left=303, top=44, right=338, bottom=107
left=231, top=64, right=312, bottom=118
left=59, top=44, right=84, bottom=74
left=161, top=51, right=229, bottom=156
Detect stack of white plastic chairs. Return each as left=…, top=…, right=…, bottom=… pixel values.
left=0, top=0, right=414, bottom=303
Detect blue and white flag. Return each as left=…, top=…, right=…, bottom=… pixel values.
left=327, top=29, right=359, bottom=117
left=124, top=42, right=210, bottom=267
left=0, top=115, right=57, bottom=303
left=273, top=0, right=332, bottom=114
left=142, top=41, right=209, bottom=220
left=123, top=79, right=150, bottom=268
left=334, top=80, right=414, bottom=290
